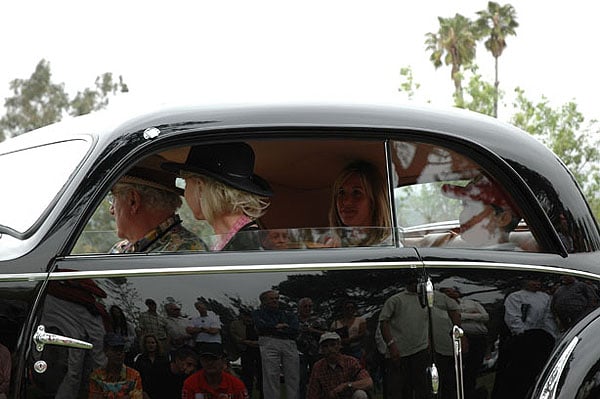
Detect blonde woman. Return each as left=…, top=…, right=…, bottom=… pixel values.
left=163, top=143, right=272, bottom=251
left=329, top=160, right=392, bottom=246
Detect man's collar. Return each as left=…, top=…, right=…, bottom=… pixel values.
left=129, top=214, right=181, bottom=252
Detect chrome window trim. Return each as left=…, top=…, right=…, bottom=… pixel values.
left=0, top=272, right=49, bottom=283
left=423, top=261, right=600, bottom=280
left=45, top=260, right=422, bottom=280
left=539, top=336, right=579, bottom=399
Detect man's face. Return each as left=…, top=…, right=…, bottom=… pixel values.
left=263, top=230, right=290, bottom=250
left=263, top=292, right=279, bottom=310
left=165, top=304, right=181, bottom=317
left=105, top=345, right=126, bottom=367
left=195, top=302, right=208, bottom=315
left=525, top=280, right=542, bottom=292
left=199, top=355, right=224, bottom=375
left=109, top=185, right=135, bottom=240
left=299, top=300, right=313, bottom=316
left=147, top=301, right=157, bottom=312
left=320, top=339, right=341, bottom=358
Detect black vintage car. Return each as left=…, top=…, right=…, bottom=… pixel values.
left=1, top=103, right=599, bottom=399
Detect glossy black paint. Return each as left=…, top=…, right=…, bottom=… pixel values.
left=2, top=103, right=600, bottom=399
left=532, top=308, right=600, bottom=399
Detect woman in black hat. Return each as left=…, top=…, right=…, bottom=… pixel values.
left=163, top=142, right=272, bottom=251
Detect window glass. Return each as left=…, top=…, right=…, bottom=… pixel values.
left=0, top=140, right=89, bottom=234
left=392, top=141, right=538, bottom=251
left=72, top=139, right=396, bottom=255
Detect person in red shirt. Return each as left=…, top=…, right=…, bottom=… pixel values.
left=182, top=343, right=249, bottom=399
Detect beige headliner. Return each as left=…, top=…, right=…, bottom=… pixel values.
left=158, top=139, right=478, bottom=228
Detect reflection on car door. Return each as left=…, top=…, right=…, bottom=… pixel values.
left=28, top=248, right=432, bottom=398
left=419, top=250, right=569, bottom=399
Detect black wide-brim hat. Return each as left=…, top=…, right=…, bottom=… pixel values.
left=162, top=142, right=273, bottom=197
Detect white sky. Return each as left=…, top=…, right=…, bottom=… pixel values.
left=1, top=0, right=598, bottom=123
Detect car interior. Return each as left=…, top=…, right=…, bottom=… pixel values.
left=73, top=137, right=539, bottom=254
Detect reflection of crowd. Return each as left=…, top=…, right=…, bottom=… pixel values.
left=44, top=145, right=595, bottom=399
left=492, top=276, right=599, bottom=399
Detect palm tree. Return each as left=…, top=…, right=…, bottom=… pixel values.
left=476, top=2, right=519, bottom=118
left=425, top=13, right=477, bottom=103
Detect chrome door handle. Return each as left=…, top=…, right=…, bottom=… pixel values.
left=33, top=325, right=93, bottom=352
left=425, top=277, right=434, bottom=308
left=429, top=362, right=439, bottom=395
left=452, top=325, right=465, bottom=399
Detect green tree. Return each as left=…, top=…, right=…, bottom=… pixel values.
left=425, top=13, right=478, bottom=102
left=0, top=60, right=69, bottom=140
left=454, top=66, right=500, bottom=116
left=475, top=2, right=519, bottom=118
left=398, top=66, right=421, bottom=100
left=511, top=87, right=600, bottom=218
left=0, top=59, right=128, bottom=141
left=70, top=73, right=128, bottom=116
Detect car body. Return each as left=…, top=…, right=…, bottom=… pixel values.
left=1, top=102, right=599, bottom=399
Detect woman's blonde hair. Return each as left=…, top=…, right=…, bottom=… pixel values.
left=185, top=173, right=270, bottom=224
left=328, top=161, right=391, bottom=245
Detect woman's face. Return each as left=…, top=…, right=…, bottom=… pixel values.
left=184, top=177, right=205, bottom=220
left=336, top=173, right=372, bottom=227
left=145, top=336, right=158, bottom=352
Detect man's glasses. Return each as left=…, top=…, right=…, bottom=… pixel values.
left=107, top=192, right=116, bottom=206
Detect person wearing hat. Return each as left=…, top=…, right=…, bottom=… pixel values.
left=109, top=154, right=207, bottom=253
left=89, top=333, right=143, bottom=399
left=441, top=174, right=522, bottom=249
left=182, top=343, right=248, bottom=399
left=162, top=142, right=273, bottom=251
left=306, top=332, right=372, bottom=399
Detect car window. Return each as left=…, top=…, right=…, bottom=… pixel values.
left=73, top=138, right=540, bottom=255
left=0, top=139, right=89, bottom=235
left=72, top=139, right=396, bottom=255
left=391, top=141, right=539, bottom=252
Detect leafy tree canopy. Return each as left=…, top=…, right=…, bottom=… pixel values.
left=0, top=59, right=128, bottom=142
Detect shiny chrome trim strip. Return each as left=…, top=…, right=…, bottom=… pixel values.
left=46, top=261, right=422, bottom=280
left=539, top=336, right=579, bottom=399
left=0, top=272, right=49, bottom=283
left=423, top=261, right=600, bottom=280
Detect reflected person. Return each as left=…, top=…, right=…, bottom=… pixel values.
left=492, top=279, right=558, bottom=399
left=441, top=174, right=522, bottom=249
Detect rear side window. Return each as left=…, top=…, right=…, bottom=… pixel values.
left=392, top=141, right=538, bottom=251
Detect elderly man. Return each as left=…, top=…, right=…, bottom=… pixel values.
left=253, top=290, right=300, bottom=399
left=442, top=174, right=522, bottom=249
left=164, top=302, right=193, bottom=351
left=307, top=332, right=373, bottom=399
left=109, top=154, right=207, bottom=253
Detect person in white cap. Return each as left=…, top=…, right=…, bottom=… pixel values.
left=306, top=332, right=372, bottom=399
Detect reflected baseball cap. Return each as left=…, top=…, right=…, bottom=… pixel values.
left=319, top=332, right=341, bottom=345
